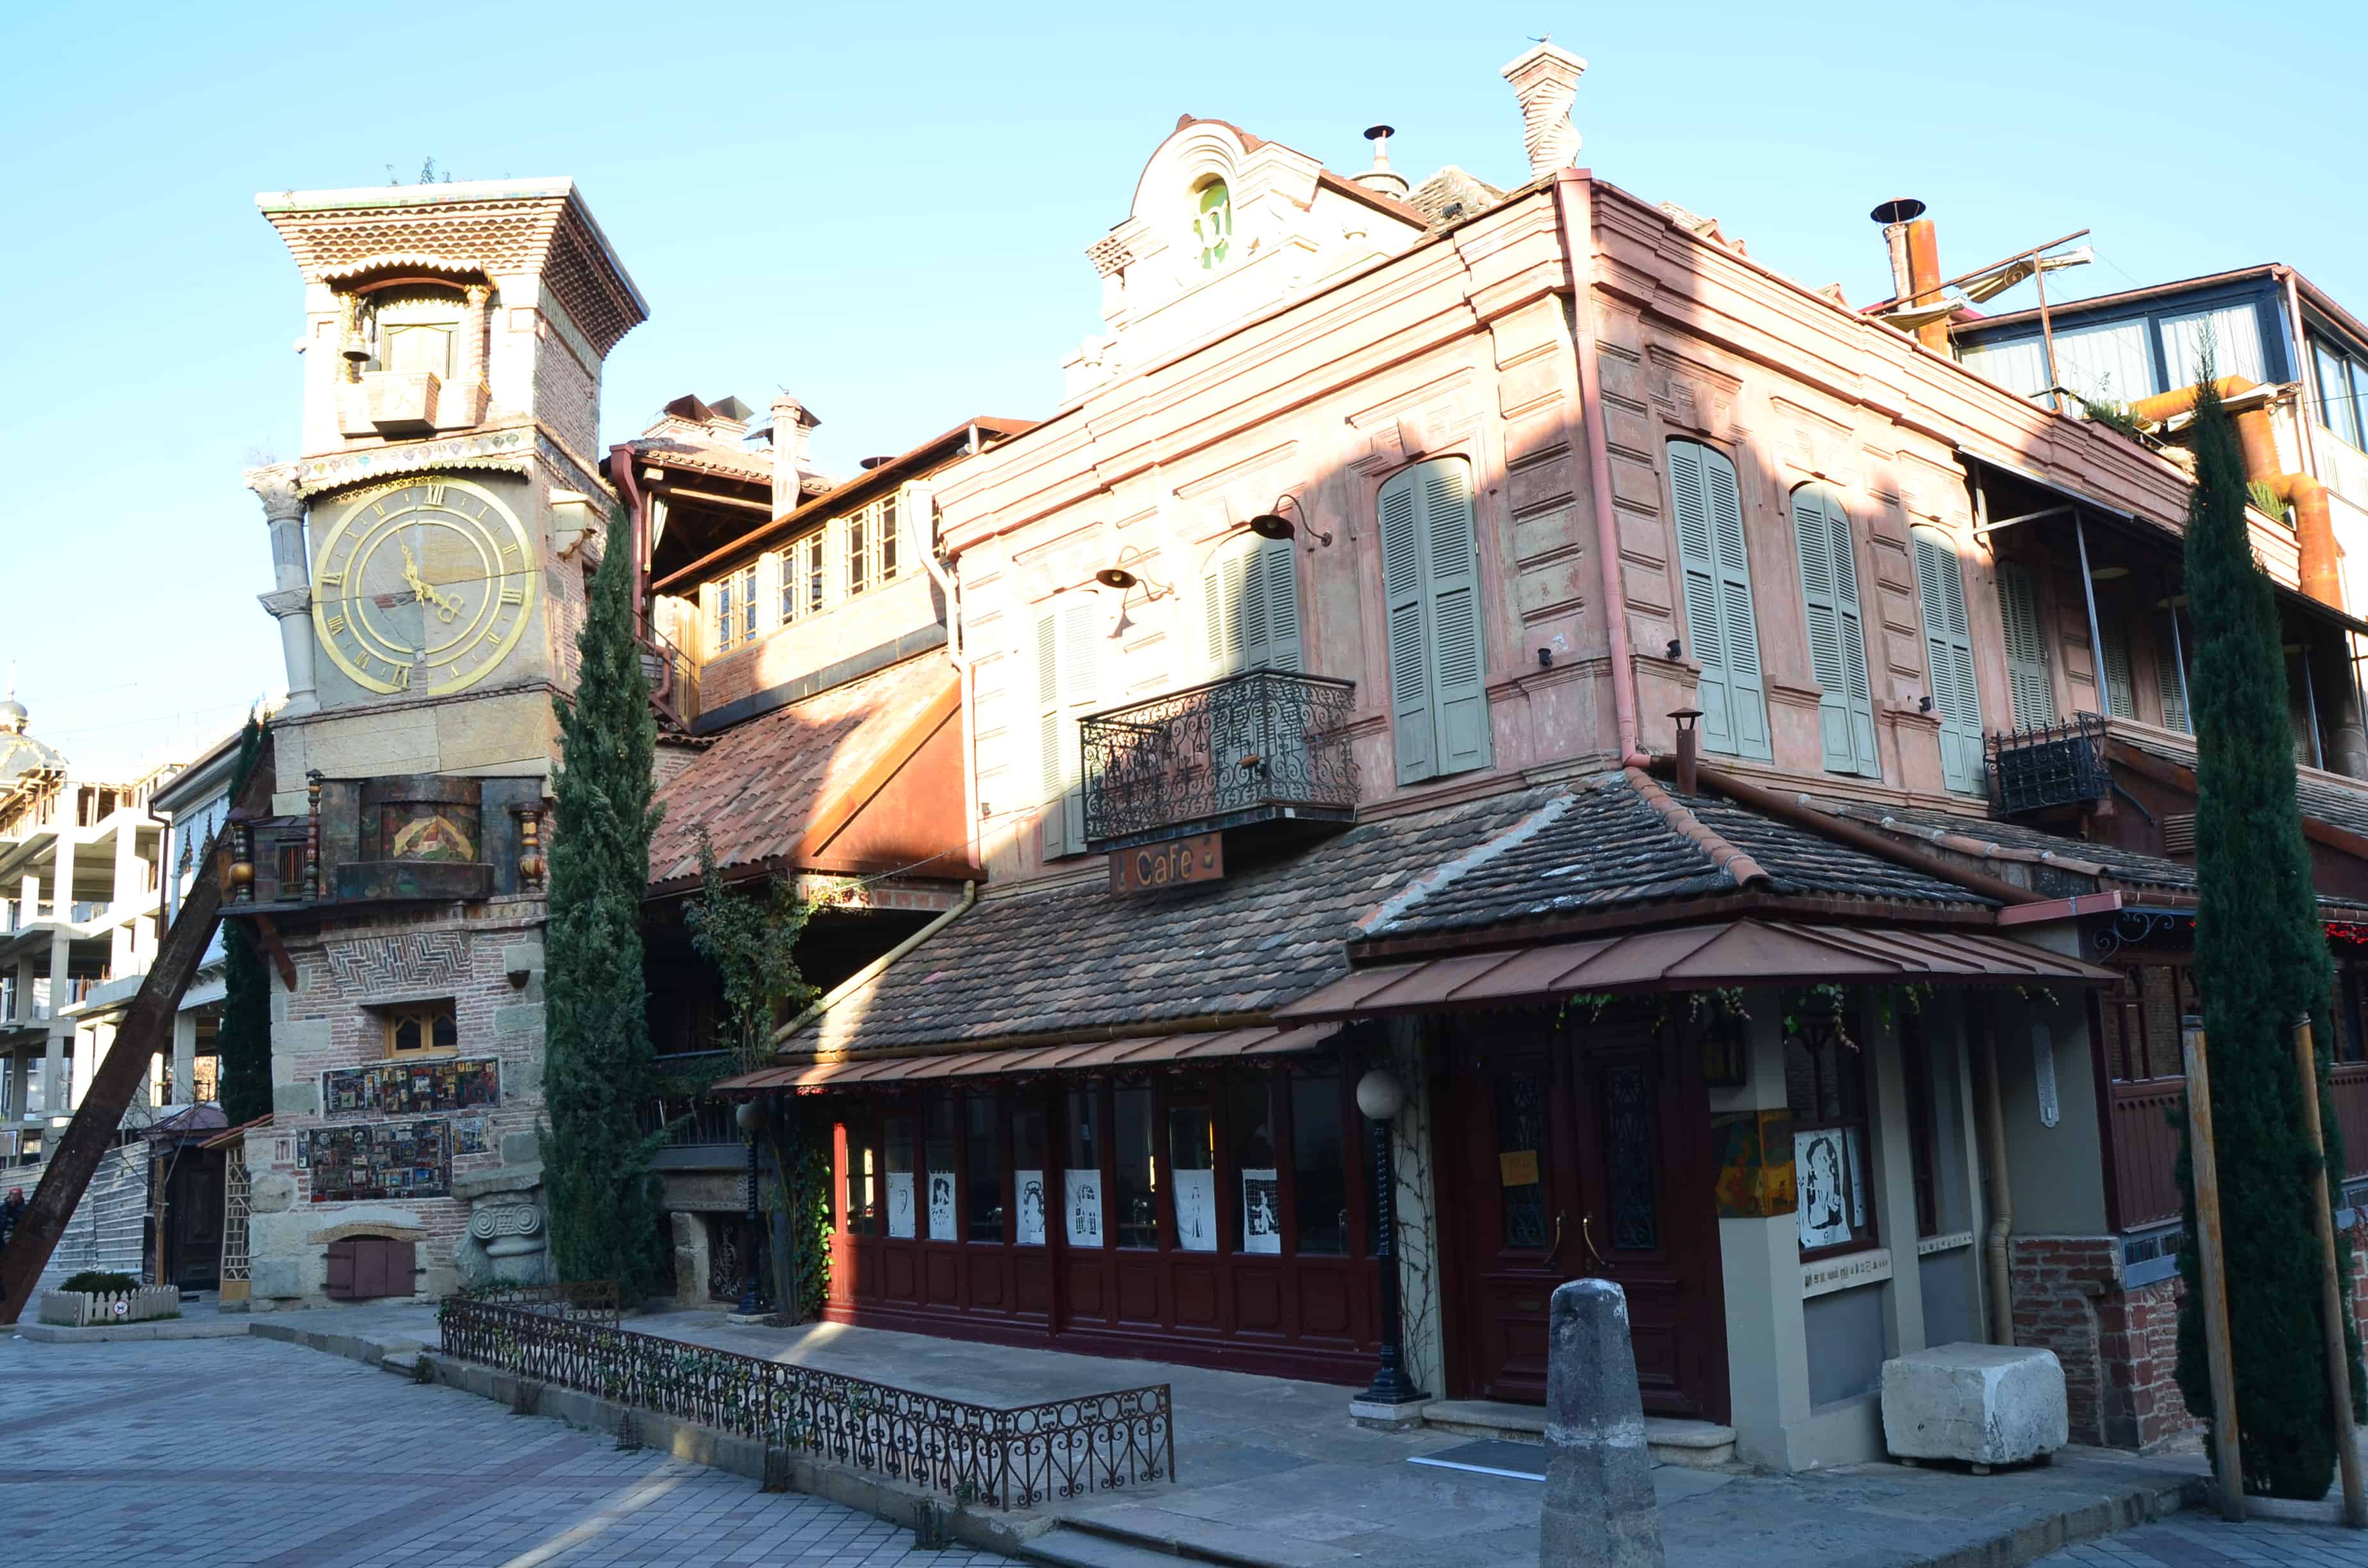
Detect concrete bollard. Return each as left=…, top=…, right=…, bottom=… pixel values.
left=1541, top=1278, right=1665, bottom=1568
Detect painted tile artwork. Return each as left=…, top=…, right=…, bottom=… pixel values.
left=301, top=1120, right=453, bottom=1202
left=321, top=1056, right=500, bottom=1120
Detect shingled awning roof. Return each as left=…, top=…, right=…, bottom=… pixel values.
left=719, top=771, right=2035, bottom=1088
left=649, top=653, right=959, bottom=891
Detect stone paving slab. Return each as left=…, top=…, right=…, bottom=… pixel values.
left=2037, top=1515, right=2368, bottom=1568
left=0, top=1328, right=1020, bottom=1567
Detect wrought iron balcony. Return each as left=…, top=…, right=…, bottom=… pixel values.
left=1081, top=669, right=1358, bottom=851
left=1988, top=711, right=2110, bottom=817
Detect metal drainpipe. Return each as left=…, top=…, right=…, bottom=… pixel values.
left=1977, top=1008, right=2016, bottom=1345
left=1552, top=170, right=1645, bottom=765
left=2071, top=512, right=2110, bottom=714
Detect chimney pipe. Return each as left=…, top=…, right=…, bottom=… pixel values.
left=1672, top=708, right=1703, bottom=796
left=769, top=393, right=815, bottom=520
left=1354, top=124, right=1411, bottom=199
left=1871, top=199, right=1948, bottom=352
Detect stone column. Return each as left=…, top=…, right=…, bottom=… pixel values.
left=249, top=464, right=318, bottom=717
left=1542, top=1278, right=1665, bottom=1568
left=18, top=872, right=36, bottom=933
left=110, top=803, right=142, bottom=974
left=171, top=1011, right=198, bottom=1108
left=460, top=284, right=492, bottom=423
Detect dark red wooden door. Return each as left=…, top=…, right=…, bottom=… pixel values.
left=1446, top=1021, right=1727, bottom=1420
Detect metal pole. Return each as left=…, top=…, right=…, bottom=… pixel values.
left=2306, top=644, right=2328, bottom=771
left=2164, top=573, right=2192, bottom=735
left=1358, top=1111, right=1427, bottom=1407
left=2073, top=513, right=2112, bottom=717
left=2183, top=1015, right=2246, bottom=1519
left=2293, top=1015, right=2365, bottom=1527
left=2037, top=263, right=2064, bottom=414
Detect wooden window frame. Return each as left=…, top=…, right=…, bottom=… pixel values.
left=381, top=999, right=457, bottom=1059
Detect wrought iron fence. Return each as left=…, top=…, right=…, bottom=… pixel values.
left=470, top=1279, right=621, bottom=1328
left=437, top=1296, right=1173, bottom=1509
left=1988, top=710, right=2111, bottom=816
left=1081, top=669, right=1357, bottom=847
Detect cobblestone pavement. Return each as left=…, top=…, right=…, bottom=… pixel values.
left=2041, top=1517, right=2368, bottom=1568
left=1, top=1331, right=1022, bottom=1568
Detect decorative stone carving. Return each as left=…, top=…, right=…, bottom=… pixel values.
left=325, top=931, right=473, bottom=998
left=1502, top=41, right=1587, bottom=181
left=247, top=462, right=306, bottom=521
left=452, top=1163, right=552, bottom=1288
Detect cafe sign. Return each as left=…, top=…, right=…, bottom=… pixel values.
left=1109, top=832, right=1225, bottom=894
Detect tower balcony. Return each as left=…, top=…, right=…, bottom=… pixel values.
left=1081, top=670, right=1358, bottom=852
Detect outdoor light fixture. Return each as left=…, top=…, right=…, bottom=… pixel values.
left=1353, top=1063, right=1427, bottom=1412
left=1920, top=694, right=1936, bottom=714
left=2089, top=565, right=2130, bottom=582
left=1666, top=639, right=1683, bottom=661
left=1248, top=494, right=1333, bottom=547
left=1094, top=546, right=1171, bottom=599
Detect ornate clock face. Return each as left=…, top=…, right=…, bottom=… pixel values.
left=310, top=475, right=537, bottom=698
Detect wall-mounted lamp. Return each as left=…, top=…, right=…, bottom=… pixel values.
left=1920, top=694, right=1935, bottom=714
left=1249, top=494, right=1334, bottom=548
left=1537, top=647, right=1554, bottom=669
left=1094, top=546, right=1172, bottom=599
left=1666, top=639, right=1684, bottom=662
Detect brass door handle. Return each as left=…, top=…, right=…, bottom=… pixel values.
left=1581, top=1213, right=1609, bottom=1271
left=1541, top=1212, right=1565, bottom=1269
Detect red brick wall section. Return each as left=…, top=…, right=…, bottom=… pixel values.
left=2009, top=1236, right=2114, bottom=1446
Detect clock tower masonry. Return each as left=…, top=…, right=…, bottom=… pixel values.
left=226, top=180, right=645, bottom=1307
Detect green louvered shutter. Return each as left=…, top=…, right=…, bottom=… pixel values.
left=1912, top=527, right=1986, bottom=792
left=1422, top=460, right=1492, bottom=775
left=1793, top=486, right=1878, bottom=777
left=2157, top=622, right=2191, bottom=733
left=1381, top=471, right=1434, bottom=783
left=1203, top=551, right=1247, bottom=676
left=2100, top=623, right=2136, bottom=720
left=1205, top=537, right=1303, bottom=676
left=1996, top=562, right=2055, bottom=729
left=1035, top=601, right=1100, bottom=858
left=1670, top=442, right=1771, bottom=760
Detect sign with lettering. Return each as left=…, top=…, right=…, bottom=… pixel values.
left=1109, top=833, right=1224, bottom=894
left=1800, top=1246, right=1893, bottom=1298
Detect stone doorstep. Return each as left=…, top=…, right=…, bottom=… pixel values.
left=1422, top=1398, right=1738, bottom=1469
left=13, top=1319, right=250, bottom=1344
left=1028, top=1516, right=1311, bottom=1568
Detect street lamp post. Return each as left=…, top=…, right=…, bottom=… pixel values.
left=736, top=1097, right=767, bottom=1317
left=1355, top=1066, right=1429, bottom=1409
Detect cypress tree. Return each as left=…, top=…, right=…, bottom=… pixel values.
left=215, top=717, right=271, bottom=1125
left=540, top=514, right=668, bottom=1296
left=2174, top=369, right=2359, bottom=1497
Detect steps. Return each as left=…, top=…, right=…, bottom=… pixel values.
left=1421, top=1398, right=1738, bottom=1467
left=1022, top=1517, right=1292, bottom=1568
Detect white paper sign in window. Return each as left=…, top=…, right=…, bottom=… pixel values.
left=1795, top=1130, right=1854, bottom=1250
left=1015, top=1170, right=1046, bottom=1246
left=885, top=1171, right=916, bottom=1239
left=1172, top=1168, right=1218, bottom=1252
left=1241, top=1166, right=1282, bottom=1255
left=926, top=1172, right=957, bottom=1240
left=1065, top=1170, right=1103, bottom=1248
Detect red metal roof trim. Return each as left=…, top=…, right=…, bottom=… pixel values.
left=715, top=1024, right=1334, bottom=1093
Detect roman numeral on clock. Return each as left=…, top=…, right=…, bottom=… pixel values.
left=324, top=613, right=346, bottom=636
left=422, top=481, right=446, bottom=506
left=318, top=573, right=343, bottom=591
left=500, top=587, right=525, bottom=607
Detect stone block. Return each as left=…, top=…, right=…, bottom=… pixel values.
left=1880, top=1342, right=2068, bottom=1466
left=500, top=942, right=545, bottom=975
left=1542, top=1278, right=1665, bottom=1568
left=507, top=1054, right=545, bottom=1098
left=252, top=1258, right=308, bottom=1300
left=500, top=1130, right=541, bottom=1165
left=494, top=1003, right=543, bottom=1036
left=272, top=1082, right=321, bottom=1116
left=250, top=1173, right=297, bottom=1214
left=273, top=1018, right=333, bottom=1054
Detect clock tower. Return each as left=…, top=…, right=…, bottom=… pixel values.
left=227, top=180, right=646, bottom=1307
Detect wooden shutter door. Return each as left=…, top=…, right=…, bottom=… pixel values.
left=1204, top=551, right=1248, bottom=677
left=1826, top=503, right=1880, bottom=776
left=1381, top=470, right=1435, bottom=783
left=1037, top=610, right=1067, bottom=860
left=2100, top=624, right=2136, bottom=719
left=1996, top=563, right=2055, bottom=730
left=1794, top=487, right=1856, bottom=775
left=1421, top=460, right=1492, bottom=776
left=1668, top=442, right=1738, bottom=755
left=1059, top=600, right=1099, bottom=850
left=1244, top=538, right=1301, bottom=673
left=1706, top=453, right=1770, bottom=760
left=2157, top=627, right=2191, bottom=733
left=1912, top=529, right=1985, bottom=792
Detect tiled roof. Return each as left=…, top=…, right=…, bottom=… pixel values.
left=648, top=654, right=955, bottom=887
left=1368, top=773, right=1987, bottom=940
left=1818, top=798, right=2199, bottom=895
left=2115, top=728, right=2368, bottom=842
left=1407, top=166, right=1504, bottom=227
left=795, top=789, right=1561, bottom=1058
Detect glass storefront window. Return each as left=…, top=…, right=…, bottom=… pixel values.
left=884, top=1115, right=917, bottom=1239
left=1168, top=1105, right=1217, bottom=1252
left=965, top=1093, right=1004, bottom=1243
left=843, top=1121, right=878, bottom=1236
left=1065, top=1088, right=1104, bottom=1248
left=1013, top=1102, right=1048, bottom=1246
left=1114, top=1086, right=1157, bottom=1249
left=1291, top=1070, right=1348, bottom=1255
left=925, top=1098, right=960, bottom=1241
left=1231, top=1072, right=1281, bottom=1255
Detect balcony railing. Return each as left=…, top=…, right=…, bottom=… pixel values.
left=1081, top=669, right=1358, bottom=850
left=1988, top=712, right=2110, bottom=817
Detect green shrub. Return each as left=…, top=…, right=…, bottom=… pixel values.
left=60, top=1270, right=140, bottom=1294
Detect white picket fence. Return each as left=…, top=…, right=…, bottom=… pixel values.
left=37, top=1284, right=181, bottom=1327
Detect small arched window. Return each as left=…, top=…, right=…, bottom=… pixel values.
left=1192, top=179, right=1232, bottom=270
left=358, top=283, right=468, bottom=377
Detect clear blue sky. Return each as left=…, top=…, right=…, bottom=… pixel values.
left=4, top=1, right=2360, bottom=772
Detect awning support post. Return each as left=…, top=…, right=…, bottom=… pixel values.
left=2073, top=512, right=2110, bottom=715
